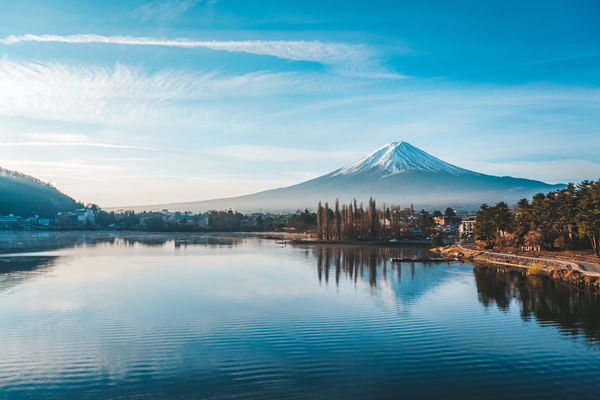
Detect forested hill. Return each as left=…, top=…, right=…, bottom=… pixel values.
left=0, top=167, right=81, bottom=217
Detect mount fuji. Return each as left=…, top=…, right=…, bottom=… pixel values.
left=130, top=142, right=565, bottom=212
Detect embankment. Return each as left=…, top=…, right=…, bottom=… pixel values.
left=434, top=245, right=600, bottom=292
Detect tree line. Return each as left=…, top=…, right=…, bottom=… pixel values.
left=313, top=198, right=437, bottom=241
left=474, top=180, right=600, bottom=257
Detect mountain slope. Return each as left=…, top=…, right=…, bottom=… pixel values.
left=124, top=142, right=565, bottom=212
left=0, top=168, right=80, bottom=217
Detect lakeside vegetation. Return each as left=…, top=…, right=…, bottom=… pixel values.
left=474, top=180, right=600, bottom=257
left=308, top=198, right=437, bottom=241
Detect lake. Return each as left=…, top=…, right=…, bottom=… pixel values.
left=1, top=232, right=599, bottom=399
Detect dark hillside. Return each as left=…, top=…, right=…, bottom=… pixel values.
left=0, top=168, right=80, bottom=217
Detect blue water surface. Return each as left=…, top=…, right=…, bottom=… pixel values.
left=0, top=232, right=599, bottom=399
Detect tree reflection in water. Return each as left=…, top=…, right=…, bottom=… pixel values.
left=311, top=246, right=600, bottom=346
left=0, top=232, right=245, bottom=294
left=311, top=245, right=432, bottom=287
left=474, top=266, right=600, bottom=344
left=0, top=231, right=245, bottom=254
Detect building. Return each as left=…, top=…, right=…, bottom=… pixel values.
left=434, top=216, right=461, bottom=226
left=459, top=215, right=477, bottom=238
left=38, top=218, right=50, bottom=227
left=0, top=214, right=23, bottom=230
left=56, top=212, right=79, bottom=226
left=434, top=216, right=447, bottom=226
left=174, top=212, right=209, bottom=228
left=74, top=209, right=95, bottom=225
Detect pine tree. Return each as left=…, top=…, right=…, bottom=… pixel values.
left=335, top=198, right=341, bottom=240
left=323, top=202, right=330, bottom=240
left=316, top=201, right=323, bottom=239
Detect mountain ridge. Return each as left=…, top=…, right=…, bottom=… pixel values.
left=117, top=141, right=565, bottom=213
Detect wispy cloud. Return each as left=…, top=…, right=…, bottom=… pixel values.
left=0, top=141, right=157, bottom=150
left=207, top=145, right=361, bottom=162
left=24, top=133, right=89, bottom=142
left=0, top=34, right=404, bottom=78
left=133, top=0, right=202, bottom=22
left=0, top=58, right=325, bottom=126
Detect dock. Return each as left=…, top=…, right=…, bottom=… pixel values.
left=389, top=257, right=445, bottom=263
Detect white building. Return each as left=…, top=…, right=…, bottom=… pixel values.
left=74, top=209, right=95, bottom=225
left=459, top=215, right=476, bottom=236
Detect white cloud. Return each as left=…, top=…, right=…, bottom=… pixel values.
left=206, top=145, right=361, bottom=162
left=0, top=58, right=322, bottom=126
left=0, top=33, right=404, bottom=78
left=0, top=34, right=362, bottom=64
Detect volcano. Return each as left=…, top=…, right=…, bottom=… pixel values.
left=127, top=142, right=565, bottom=212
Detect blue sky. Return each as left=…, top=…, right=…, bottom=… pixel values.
left=0, top=0, right=599, bottom=206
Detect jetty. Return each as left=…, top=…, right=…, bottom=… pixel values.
left=389, top=257, right=445, bottom=263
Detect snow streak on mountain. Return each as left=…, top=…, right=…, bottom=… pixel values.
left=333, top=142, right=469, bottom=177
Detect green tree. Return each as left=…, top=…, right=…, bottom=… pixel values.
left=575, top=180, right=600, bottom=257
left=316, top=201, right=323, bottom=239
left=514, top=198, right=532, bottom=245
left=492, top=202, right=513, bottom=236
left=416, top=210, right=435, bottom=236
left=474, top=204, right=496, bottom=247
left=431, top=233, right=444, bottom=247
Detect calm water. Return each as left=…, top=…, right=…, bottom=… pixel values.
left=1, top=232, right=599, bottom=399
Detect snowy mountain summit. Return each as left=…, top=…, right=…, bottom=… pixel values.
left=334, top=141, right=469, bottom=177
left=131, top=141, right=565, bottom=213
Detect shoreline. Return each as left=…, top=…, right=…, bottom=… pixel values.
left=434, top=245, right=600, bottom=292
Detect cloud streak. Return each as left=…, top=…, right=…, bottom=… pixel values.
left=133, top=0, right=202, bottom=22
left=0, top=141, right=157, bottom=150
left=0, top=33, right=402, bottom=78
left=207, top=145, right=361, bottom=162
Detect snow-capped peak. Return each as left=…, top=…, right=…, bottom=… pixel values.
left=333, top=141, right=469, bottom=177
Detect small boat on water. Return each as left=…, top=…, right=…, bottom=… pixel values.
left=390, top=257, right=445, bottom=263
